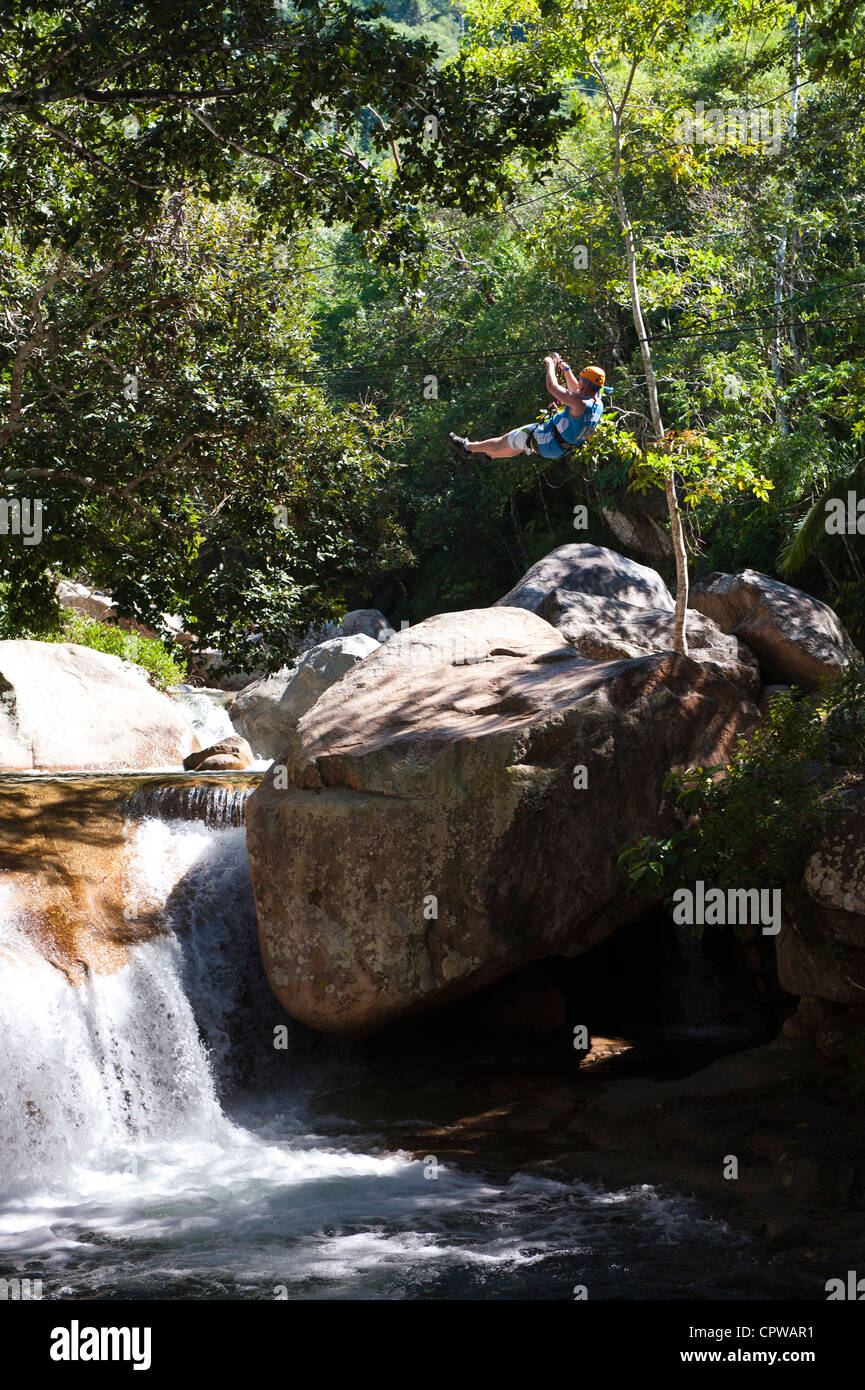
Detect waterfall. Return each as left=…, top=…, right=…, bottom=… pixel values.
left=0, top=881, right=225, bottom=1191
left=663, top=927, right=752, bottom=1041
left=0, top=811, right=299, bottom=1194
left=0, top=787, right=808, bottom=1300
left=169, top=687, right=238, bottom=746
left=125, top=817, right=302, bottom=1091
left=129, top=781, right=254, bottom=827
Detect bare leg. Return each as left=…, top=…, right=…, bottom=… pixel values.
left=466, top=434, right=521, bottom=458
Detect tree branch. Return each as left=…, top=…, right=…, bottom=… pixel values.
left=30, top=112, right=161, bottom=190
left=0, top=84, right=253, bottom=111
left=2, top=254, right=68, bottom=445
left=126, top=432, right=229, bottom=490
left=616, top=51, right=642, bottom=121
left=366, top=106, right=402, bottom=173
left=0, top=466, right=169, bottom=528
left=187, top=104, right=285, bottom=169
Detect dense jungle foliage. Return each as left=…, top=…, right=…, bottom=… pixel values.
left=2, top=0, right=864, bottom=669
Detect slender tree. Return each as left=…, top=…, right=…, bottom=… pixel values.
left=589, top=46, right=690, bottom=651
left=465, top=0, right=790, bottom=652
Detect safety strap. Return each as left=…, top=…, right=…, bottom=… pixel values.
left=522, top=424, right=542, bottom=455
left=549, top=409, right=601, bottom=455
left=547, top=420, right=575, bottom=455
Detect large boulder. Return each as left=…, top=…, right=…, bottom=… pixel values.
left=246, top=606, right=759, bottom=1037
left=777, top=923, right=865, bottom=1005
left=497, top=543, right=674, bottom=613
left=690, top=570, right=860, bottom=691
left=338, top=609, right=396, bottom=642
left=600, top=507, right=673, bottom=564
left=296, top=608, right=396, bottom=655
left=227, top=667, right=293, bottom=754
left=804, top=782, right=865, bottom=918
left=183, top=734, right=254, bottom=771
left=230, top=634, right=380, bottom=761
left=56, top=579, right=117, bottom=624
left=0, top=640, right=199, bottom=771
left=778, top=781, right=865, bottom=1006
left=540, top=590, right=760, bottom=697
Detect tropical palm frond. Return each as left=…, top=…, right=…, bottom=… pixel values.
left=778, top=443, right=865, bottom=575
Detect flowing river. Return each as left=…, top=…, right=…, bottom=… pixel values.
left=0, top=773, right=815, bottom=1301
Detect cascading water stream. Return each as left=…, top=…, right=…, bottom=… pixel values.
left=129, top=782, right=253, bottom=828
left=0, top=782, right=812, bottom=1300
left=0, top=826, right=229, bottom=1194
left=168, top=688, right=238, bottom=747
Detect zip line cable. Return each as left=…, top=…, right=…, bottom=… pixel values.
left=86, top=276, right=862, bottom=402
left=110, top=299, right=865, bottom=402
left=112, top=303, right=865, bottom=406
left=20, top=57, right=856, bottom=400
left=218, top=279, right=865, bottom=390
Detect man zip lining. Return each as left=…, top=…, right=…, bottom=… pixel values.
left=450, top=356, right=606, bottom=462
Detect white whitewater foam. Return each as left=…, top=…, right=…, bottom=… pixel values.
left=0, top=881, right=226, bottom=1192
left=170, top=689, right=238, bottom=746
left=0, top=813, right=795, bottom=1300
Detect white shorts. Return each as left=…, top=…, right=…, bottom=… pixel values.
left=507, top=424, right=541, bottom=454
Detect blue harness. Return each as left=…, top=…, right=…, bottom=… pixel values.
left=538, top=396, right=604, bottom=456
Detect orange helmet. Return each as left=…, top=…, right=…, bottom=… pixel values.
left=579, top=365, right=606, bottom=390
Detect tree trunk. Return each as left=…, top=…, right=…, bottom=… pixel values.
left=770, top=17, right=802, bottom=431
left=509, top=491, right=529, bottom=567
left=613, top=119, right=689, bottom=653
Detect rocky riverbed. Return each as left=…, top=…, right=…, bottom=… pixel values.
left=1, top=544, right=863, bottom=1298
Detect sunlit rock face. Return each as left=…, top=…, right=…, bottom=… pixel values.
left=690, top=569, right=861, bottom=691
left=0, top=640, right=199, bottom=771
left=247, top=605, right=759, bottom=1038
